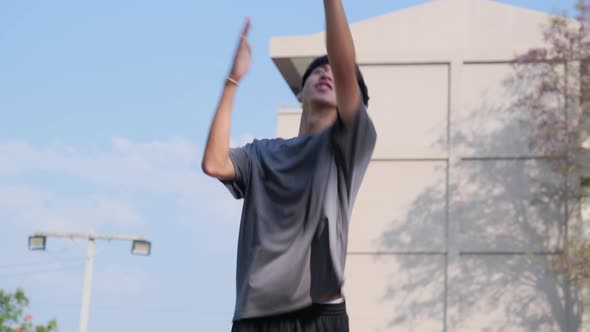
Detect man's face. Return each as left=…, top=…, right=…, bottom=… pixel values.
left=300, top=64, right=337, bottom=108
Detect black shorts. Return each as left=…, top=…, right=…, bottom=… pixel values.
left=231, top=302, right=349, bottom=332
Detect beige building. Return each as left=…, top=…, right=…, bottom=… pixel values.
left=270, top=0, right=587, bottom=331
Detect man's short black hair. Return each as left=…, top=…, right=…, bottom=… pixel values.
left=301, top=55, right=369, bottom=107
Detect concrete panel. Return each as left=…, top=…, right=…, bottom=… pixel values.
left=453, top=63, right=565, bottom=157
left=450, top=159, right=566, bottom=252
left=349, top=161, right=447, bottom=252
left=447, top=255, right=575, bottom=332
left=277, top=110, right=301, bottom=139
left=361, top=64, right=449, bottom=159
left=344, top=254, right=445, bottom=332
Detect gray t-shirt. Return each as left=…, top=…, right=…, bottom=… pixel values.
left=223, top=100, right=376, bottom=320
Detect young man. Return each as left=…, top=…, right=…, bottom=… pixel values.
left=202, top=1, right=376, bottom=331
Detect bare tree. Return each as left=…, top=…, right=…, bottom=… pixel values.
left=512, top=0, right=590, bottom=294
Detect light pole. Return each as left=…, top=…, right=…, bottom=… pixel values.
left=28, top=231, right=151, bottom=332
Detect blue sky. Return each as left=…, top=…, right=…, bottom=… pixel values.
left=0, top=1, right=579, bottom=331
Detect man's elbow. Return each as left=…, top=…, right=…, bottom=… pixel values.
left=201, top=160, right=221, bottom=178
left=201, top=159, right=234, bottom=180
left=201, top=161, right=214, bottom=177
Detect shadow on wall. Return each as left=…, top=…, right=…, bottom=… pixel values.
left=375, top=62, right=581, bottom=332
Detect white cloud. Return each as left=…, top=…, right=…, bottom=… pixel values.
left=0, top=137, right=199, bottom=194
left=0, top=184, right=142, bottom=231
left=0, top=136, right=246, bottom=232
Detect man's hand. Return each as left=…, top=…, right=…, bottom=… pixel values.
left=202, top=17, right=252, bottom=181
left=229, top=18, right=252, bottom=82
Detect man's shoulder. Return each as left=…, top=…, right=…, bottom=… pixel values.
left=245, top=137, right=286, bottom=149
left=250, top=135, right=318, bottom=148
left=239, top=134, right=328, bottom=159
left=233, top=137, right=289, bottom=157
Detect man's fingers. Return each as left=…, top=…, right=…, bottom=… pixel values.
left=241, top=17, right=251, bottom=38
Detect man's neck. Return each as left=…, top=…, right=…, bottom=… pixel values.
left=298, top=104, right=338, bottom=136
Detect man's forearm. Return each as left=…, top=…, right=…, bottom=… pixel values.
left=201, top=81, right=237, bottom=179
left=324, top=0, right=356, bottom=71
left=324, top=0, right=360, bottom=125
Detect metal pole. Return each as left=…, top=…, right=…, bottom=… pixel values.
left=79, top=236, right=94, bottom=332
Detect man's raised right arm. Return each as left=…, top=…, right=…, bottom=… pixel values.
left=201, top=18, right=252, bottom=181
